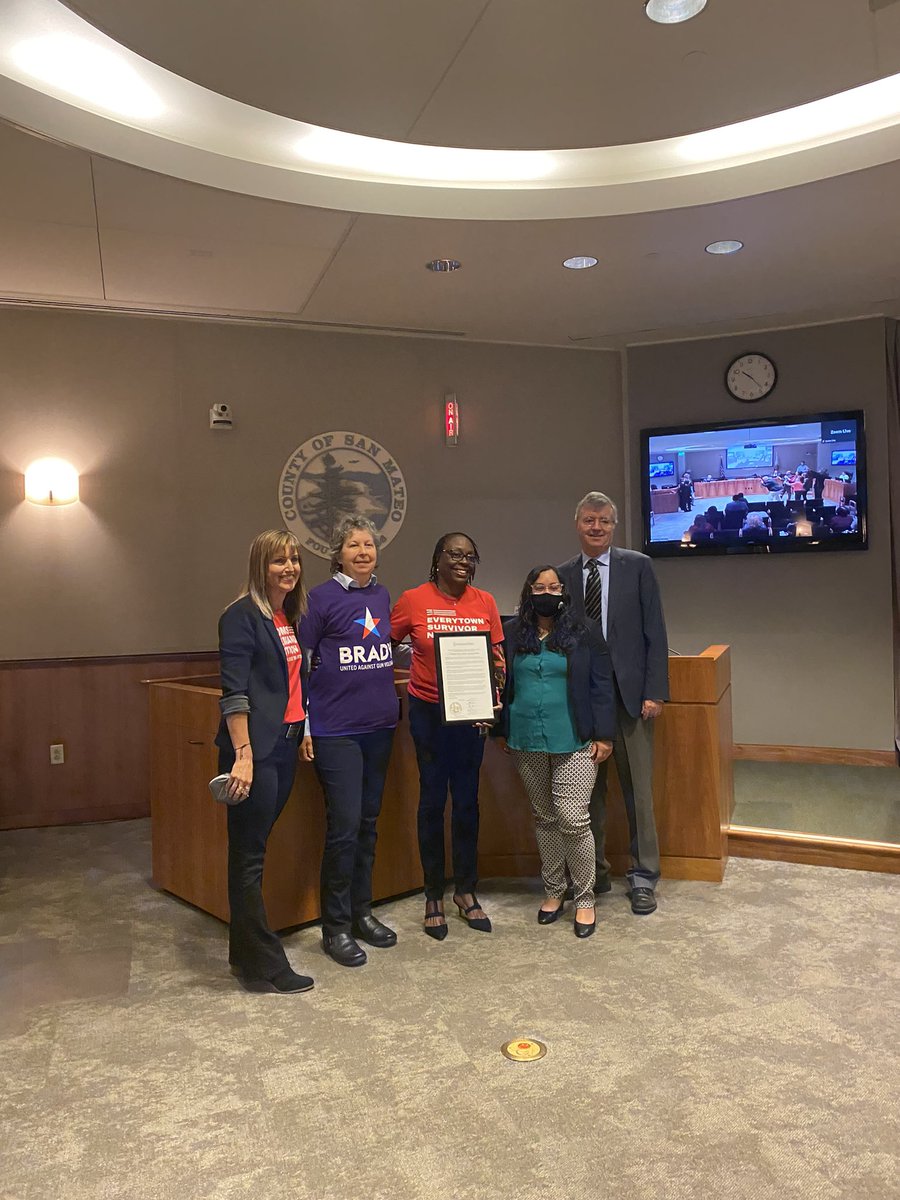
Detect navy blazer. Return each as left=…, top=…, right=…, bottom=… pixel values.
left=495, top=617, right=616, bottom=744
left=215, top=595, right=309, bottom=761
left=557, top=548, right=669, bottom=719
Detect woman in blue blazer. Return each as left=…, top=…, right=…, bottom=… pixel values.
left=496, top=566, right=615, bottom=938
left=216, top=529, right=313, bottom=994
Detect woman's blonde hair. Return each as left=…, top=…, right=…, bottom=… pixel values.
left=240, top=529, right=307, bottom=623
left=329, top=517, right=379, bottom=575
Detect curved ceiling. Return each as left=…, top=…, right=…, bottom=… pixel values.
left=1, top=0, right=899, bottom=348
left=61, top=0, right=900, bottom=149
left=4, top=0, right=900, bottom=220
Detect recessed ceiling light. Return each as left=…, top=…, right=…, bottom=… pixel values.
left=426, top=259, right=461, bottom=272
left=563, top=256, right=599, bottom=270
left=705, top=240, right=744, bottom=255
left=644, top=0, right=708, bottom=24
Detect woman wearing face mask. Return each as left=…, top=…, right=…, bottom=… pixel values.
left=390, top=533, right=505, bottom=939
left=496, top=567, right=615, bottom=939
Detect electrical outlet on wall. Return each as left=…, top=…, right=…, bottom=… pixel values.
left=49, top=743, right=65, bottom=765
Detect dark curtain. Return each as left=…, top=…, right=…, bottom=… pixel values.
left=885, top=319, right=900, bottom=754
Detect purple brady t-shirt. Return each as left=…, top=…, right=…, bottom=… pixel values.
left=299, top=578, right=398, bottom=736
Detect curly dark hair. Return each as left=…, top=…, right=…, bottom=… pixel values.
left=428, top=532, right=481, bottom=583
left=509, top=565, right=583, bottom=655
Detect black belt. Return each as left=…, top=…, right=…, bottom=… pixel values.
left=283, top=722, right=304, bottom=739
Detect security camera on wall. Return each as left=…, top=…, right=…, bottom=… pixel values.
left=210, top=403, right=233, bottom=430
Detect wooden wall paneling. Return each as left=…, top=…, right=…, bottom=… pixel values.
left=733, top=744, right=898, bottom=767
left=1, top=654, right=219, bottom=830
left=728, top=827, right=900, bottom=873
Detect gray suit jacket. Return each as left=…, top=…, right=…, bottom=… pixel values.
left=557, top=548, right=669, bottom=719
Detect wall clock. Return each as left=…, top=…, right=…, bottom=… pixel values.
left=725, top=353, right=777, bottom=403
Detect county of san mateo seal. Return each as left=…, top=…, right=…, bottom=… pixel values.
left=278, top=431, right=408, bottom=560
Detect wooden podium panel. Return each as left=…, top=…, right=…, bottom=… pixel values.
left=149, top=682, right=422, bottom=930
left=150, top=647, right=734, bottom=927
left=478, top=646, right=734, bottom=883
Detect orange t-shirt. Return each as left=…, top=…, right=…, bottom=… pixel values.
left=390, top=582, right=503, bottom=704
left=273, top=611, right=306, bottom=723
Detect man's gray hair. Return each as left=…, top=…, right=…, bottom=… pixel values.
left=330, top=516, right=379, bottom=574
left=575, top=491, right=618, bottom=522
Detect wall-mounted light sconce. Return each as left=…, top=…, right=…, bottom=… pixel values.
left=24, top=458, right=80, bottom=505
left=444, top=394, right=459, bottom=446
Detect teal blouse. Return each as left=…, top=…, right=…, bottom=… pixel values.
left=507, top=641, right=587, bottom=753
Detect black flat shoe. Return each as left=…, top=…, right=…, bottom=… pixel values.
left=452, top=893, right=492, bottom=933
left=573, top=919, right=596, bottom=939
left=323, top=931, right=367, bottom=967
left=239, top=968, right=315, bottom=993
left=537, top=901, right=565, bottom=925
left=424, top=899, right=448, bottom=941
left=352, top=913, right=398, bottom=948
left=628, top=887, right=658, bottom=916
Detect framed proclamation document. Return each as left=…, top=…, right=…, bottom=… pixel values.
left=433, top=631, right=496, bottom=725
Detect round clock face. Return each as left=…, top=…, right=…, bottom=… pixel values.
left=726, top=353, right=777, bottom=402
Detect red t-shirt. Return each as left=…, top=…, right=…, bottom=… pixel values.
left=390, top=582, right=504, bottom=704
left=273, top=611, right=306, bottom=723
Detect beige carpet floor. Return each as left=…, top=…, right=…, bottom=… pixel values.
left=1, top=819, right=898, bottom=1200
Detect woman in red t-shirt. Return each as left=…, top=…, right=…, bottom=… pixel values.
left=390, top=532, right=505, bottom=940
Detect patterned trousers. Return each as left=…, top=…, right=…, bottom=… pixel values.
left=509, top=747, right=598, bottom=909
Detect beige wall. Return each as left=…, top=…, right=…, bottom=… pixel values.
left=0, top=309, right=623, bottom=660
left=626, top=318, right=895, bottom=752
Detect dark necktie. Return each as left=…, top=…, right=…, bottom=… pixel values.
left=585, top=558, right=603, bottom=624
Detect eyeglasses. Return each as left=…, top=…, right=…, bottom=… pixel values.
left=580, top=517, right=616, bottom=529
left=442, top=550, right=479, bottom=564
left=531, top=584, right=564, bottom=594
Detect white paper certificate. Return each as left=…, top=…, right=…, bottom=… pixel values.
left=433, top=632, right=496, bottom=724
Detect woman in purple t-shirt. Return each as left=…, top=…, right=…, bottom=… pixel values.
left=299, top=517, right=399, bottom=969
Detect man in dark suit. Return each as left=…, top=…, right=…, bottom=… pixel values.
left=558, top=491, right=669, bottom=914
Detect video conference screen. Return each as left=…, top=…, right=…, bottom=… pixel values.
left=648, top=460, right=675, bottom=480
left=641, top=410, right=867, bottom=557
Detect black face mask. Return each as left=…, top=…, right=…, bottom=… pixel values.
left=531, top=593, right=564, bottom=618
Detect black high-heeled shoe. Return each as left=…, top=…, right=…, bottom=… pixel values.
left=423, top=899, right=448, bottom=941
left=537, top=900, right=566, bottom=925
left=573, top=916, right=596, bottom=939
left=452, top=893, right=492, bottom=933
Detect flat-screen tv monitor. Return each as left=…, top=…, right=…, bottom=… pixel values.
left=726, top=443, right=773, bottom=471
left=641, top=410, right=867, bottom=557
left=648, top=460, right=675, bottom=481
